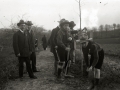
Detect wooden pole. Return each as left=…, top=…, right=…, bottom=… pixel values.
left=79, top=0, right=81, bottom=31
left=79, top=0, right=83, bottom=76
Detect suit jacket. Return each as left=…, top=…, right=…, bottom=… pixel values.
left=82, top=41, right=103, bottom=67
left=27, top=30, right=35, bottom=52
left=50, top=26, right=60, bottom=52
left=13, top=30, right=31, bottom=57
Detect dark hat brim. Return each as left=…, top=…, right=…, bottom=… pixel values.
left=25, top=21, right=33, bottom=26
left=73, top=24, right=76, bottom=26
left=72, top=24, right=76, bottom=27
left=17, top=20, right=25, bottom=26
left=25, top=23, right=33, bottom=26
left=69, top=23, right=76, bottom=27
left=17, top=23, right=25, bottom=26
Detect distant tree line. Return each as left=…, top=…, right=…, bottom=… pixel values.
left=0, top=23, right=51, bottom=48
left=88, top=23, right=120, bottom=39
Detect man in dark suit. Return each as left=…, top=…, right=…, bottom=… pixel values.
left=42, top=35, right=47, bottom=50
left=56, top=19, right=73, bottom=80
left=13, top=20, right=37, bottom=79
left=49, top=19, right=66, bottom=76
left=25, top=21, right=39, bottom=72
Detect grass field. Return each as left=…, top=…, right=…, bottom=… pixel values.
left=0, top=47, right=18, bottom=90
left=94, top=38, right=120, bottom=56
left=101, top=44, right=120, bottom=56
left=94, top=38, right=120, bottom=44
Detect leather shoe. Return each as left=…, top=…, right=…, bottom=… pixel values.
left=19, top=77, right=23, bottom=81
left=30, top=76, right=37, bottom=79
left=33, top=70, right=40, bottom=72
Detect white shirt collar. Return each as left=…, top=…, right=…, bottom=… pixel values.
left=58, top=26, right=60, bottom=29
left=29, top=29, right=32, bottom=33
left=18, top=29, right=24, bottom=33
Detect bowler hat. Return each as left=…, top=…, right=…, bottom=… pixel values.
left=17, top=20, right=25, bottom=26
left=69, top=21, right=76, bottom=27
left=25, top=21, right=33, bottom=26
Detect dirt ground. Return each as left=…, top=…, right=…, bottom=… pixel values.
left=4, top=48, right=120, bottom=90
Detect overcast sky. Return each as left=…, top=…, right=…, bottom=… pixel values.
left=0, top=0, right=120, bottom=30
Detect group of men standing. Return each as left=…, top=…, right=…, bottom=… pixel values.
left=13, top=18, right=104, bottom=90
left=13, top=20, right=39, bottom=79
left=49, top=18, right=104, bottom=90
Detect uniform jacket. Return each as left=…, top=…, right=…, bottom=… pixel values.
left=50, top=26, right=60, bottom=52
left=82, top=41, right=103, bottom=67
left=13, top=30, right=31, bottom=57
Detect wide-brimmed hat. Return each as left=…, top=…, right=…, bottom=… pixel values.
left=25, top=21, right=33, bottom=26
left=69, top=21, right=76, bottom=27
left=17, top=20, right=25, bottom=26
left=60, top=20, right=69, bottom=27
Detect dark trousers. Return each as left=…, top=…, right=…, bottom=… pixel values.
left=57, top=47, right=67, bottom=62
left=57, top=47, right=70, bottom=76
left=82, top=48, right=90, bottom=67
left=52, top=49, right=59, bottom=74
left=18, top=57, right=34, bottom=78
left=43, top=43, right=47, bottom=50
left=83, top=53, right=89, bottom=67
left=30, top=52, right=37, bottom=71
left=57, top=47, right=70, bottom=69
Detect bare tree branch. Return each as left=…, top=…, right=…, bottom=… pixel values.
left=0, top=21, right=6, bottom=28
left=4, top=18, right=11, bottom=22
left=75, top=0, right=79, bottom=3
left=58, top=14, right=61, bottom=20
left=22, top=13, right=27, bottom=19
